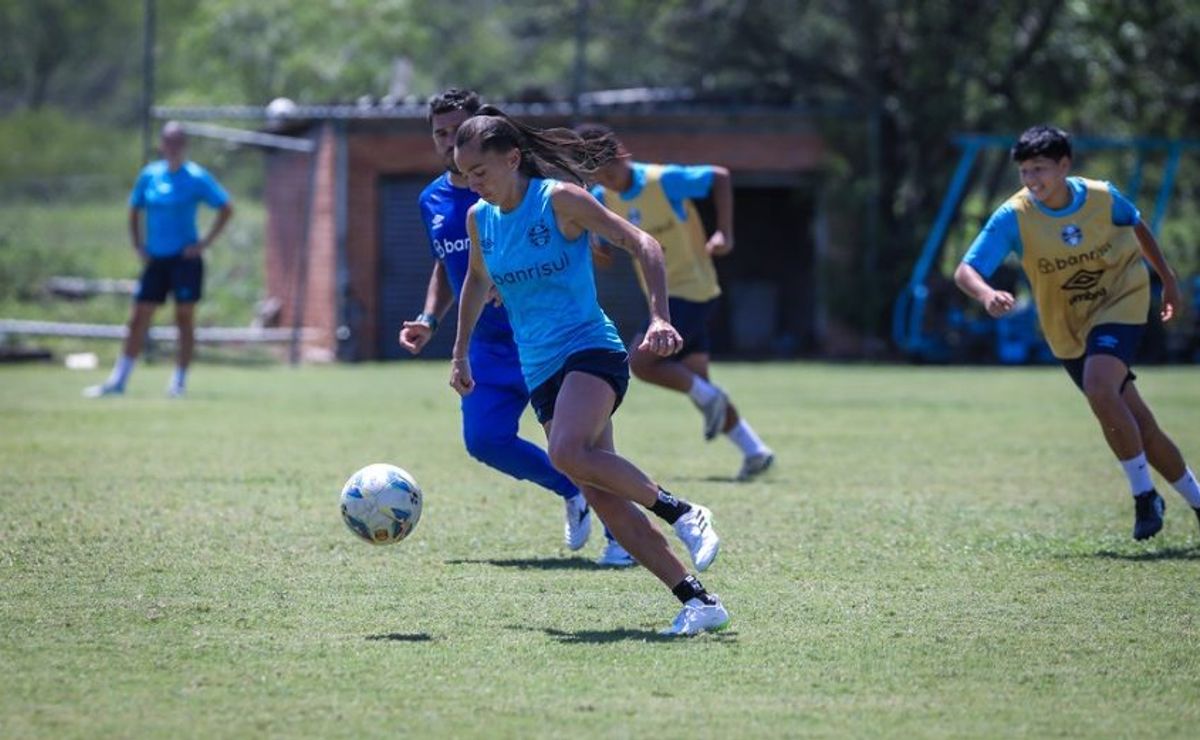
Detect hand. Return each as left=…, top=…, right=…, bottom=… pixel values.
left=1160, top=274, right=1181, bottom=323
left=705, top=230, right=732, bottom=257
left=984, top=290, right=1016, bottom=317
left=449, top=357, right=475, bottom=396
left=487, top=285, right=504, bottom=308
left=398, top=322, right=433, bottom=354
left=638, top=318, right=683, bottom=357
left=182, top=241, right=206, bottom=259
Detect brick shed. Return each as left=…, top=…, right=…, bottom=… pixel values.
left=178, top=102, right=826, bottom=362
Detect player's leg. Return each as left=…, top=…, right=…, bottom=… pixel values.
left=681, top=351, right=774, bottom=481
left=85, top=259, right=165, bottom=397
left=542, top=360, right=719, bottom=571
left=549, top=415, right=729, bottom=635
left=1122, top=381, right=1200, bottom=527
left=1080, top=353, right=1163, bottom=539
left=166, top=257, right=203, bottom=397
left=460, top=375, right=591, bottom=550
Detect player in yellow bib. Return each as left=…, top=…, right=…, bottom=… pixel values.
left=955, top=125, right=1199, bottom=540
left=579, top=124, right=774, bottom=483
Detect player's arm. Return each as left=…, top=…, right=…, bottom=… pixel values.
left=1132, top=221, right=1181, bottom=322
left=399, top=262, right=454, bottom=354
left=449, top=205, right=493, bottom=395
left=184, top=203, right=234, bottom=258
left=552, top=183, right=682, bottom=357
left=707, top=165, right=734, bottom=256
left=128, top=208, right=147, bottom=263
left=953, top=262, right=1015, bottom=318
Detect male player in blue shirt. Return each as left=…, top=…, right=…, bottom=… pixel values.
left=398, top=90, right=629, bottom=563
left=85, top=121, right=233, bottom=398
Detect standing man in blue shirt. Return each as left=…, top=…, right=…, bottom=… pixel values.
left=398, top=90, right=628, bottom=563
left=85, top=121, right=233, bottom=398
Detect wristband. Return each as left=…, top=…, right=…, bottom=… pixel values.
left=415, top=312, right=439, bottom=332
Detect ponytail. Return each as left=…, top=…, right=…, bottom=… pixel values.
left=454, top=105, right=620, bottom=186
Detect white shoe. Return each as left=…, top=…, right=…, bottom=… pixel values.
left=672, top=504, right=720, bottom=571
left=660, top=596, right=731, bottom=636
left=736, top=450, right=775, bottom=482
left=564, top=495, right=592, bottom=551
left=165, top=384, right=186, bottom=399
left=82, top=382, right=123, bottom=398
left=596, top=538, right=636, bottom=567
left=699, top=388, right=729, bottom=441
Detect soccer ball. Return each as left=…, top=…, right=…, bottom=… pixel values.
left=339, top=463, right=423, bottom=545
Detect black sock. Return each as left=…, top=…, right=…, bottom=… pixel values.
left=671, top=574, right=717, bottom=605
left=649, top=487, right=692, bottom=524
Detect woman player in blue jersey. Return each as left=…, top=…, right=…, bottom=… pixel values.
left=399, top=89, right=627, bottom=562
left=449, top=107, right=729, bottom=635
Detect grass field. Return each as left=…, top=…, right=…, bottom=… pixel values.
left=2, top=361, right=1198, bottom=738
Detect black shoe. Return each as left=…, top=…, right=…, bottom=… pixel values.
left=1132, top=490, right=1165, bottom=541
left=1193, top=506, right=1200, bottom=534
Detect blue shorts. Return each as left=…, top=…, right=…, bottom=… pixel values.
left=649, top=297, right=716, bottom=357
left=136, top=256, right=204, bottom=304
left=529, top=348, right=630, bottom=425
left=1062, top=322, right=1144, bottom=392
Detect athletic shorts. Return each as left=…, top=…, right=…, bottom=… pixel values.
left=1061, top=322, right=1144, bottom=392
left=649, top=296, right=716, bottom=357
left=136, top=256, right=204, bottom=304
left=529, top=348, right=630, bottom=425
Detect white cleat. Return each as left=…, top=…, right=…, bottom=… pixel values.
left=672, top=504, right=720, bottom=571
left=699, top=388, right=729, bottom=441
left=563, top=494, right=592, bottom=551
left=82, top=382, right=123, bottom=398
left=165, top=385, right=186, bottom=399
left=660, top=597, right=731, bottom=636
left=596, top=538, right=637, bottom=567
left=736, top=450, right=775, bottom=482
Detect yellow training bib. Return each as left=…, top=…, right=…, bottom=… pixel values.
left=1012, top=178, right=1148, bottom=359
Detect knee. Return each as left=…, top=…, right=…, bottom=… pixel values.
left=547, top=438, right=587, bottom=479
left=1082, top=379, right=1121, bottom=409
left=463, top=428, right=510, bottom=466
left=628, top=348, right=657, bottom=380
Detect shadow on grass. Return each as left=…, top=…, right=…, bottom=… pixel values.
left=444, top=556, right=612, bottom=571
left=365, top=632, right=434, bottom=642
left=513, top=625, right=737, bottom=644
left=1086, top=545, right=1200, bottom=561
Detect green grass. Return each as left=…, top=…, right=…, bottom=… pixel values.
left=2, top=362, right=1198, bottom=738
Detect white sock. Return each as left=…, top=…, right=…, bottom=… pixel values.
left=107, top=354, right=135, bottom=388
left=1119, top=453, right=1154, bottom=497
left=170, top=366, right=187, bottom=391
left=727, top=420, right=769, bottom=457
left=687, top=376, right=719, bottom=406
left=1170, top=467, right=1200, bottom=508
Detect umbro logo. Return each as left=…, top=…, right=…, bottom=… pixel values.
left=1061, top=269, right=1104, bottom=291
left=1095, top=335, right=1119, bottom=349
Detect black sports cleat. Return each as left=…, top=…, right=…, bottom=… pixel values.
left=1132, top=490, right=1165, bottom=541
left=1193, top=506, right=1200, bottom=534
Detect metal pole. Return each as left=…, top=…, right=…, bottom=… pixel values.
left=571, top=0, right=590, bottom=118
left=141, top=0, right=156, bottom=163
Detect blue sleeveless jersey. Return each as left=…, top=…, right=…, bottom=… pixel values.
left=418, top=173, right=513, bottom=346
left=472, top=178, right=623, bottom=390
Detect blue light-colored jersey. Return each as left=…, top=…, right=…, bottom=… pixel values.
left=418, top=173, right=513, bottom=346
left=964, top=176, right=1140, bottom=277
left=473, top=178, right=623, bottom=391
left=129, top=160, right=229, bottom=257
left=591, top=162, right=714, bottom=221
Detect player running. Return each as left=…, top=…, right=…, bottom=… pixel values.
left=398, top=90, right=632, bottom=565
left=578, top=124, right=774, bottom=481
left=85, top=121, right=233, bottom=399
left=955, top=125, right=1200, bottom=540
left=449, top=106, right=729, bottom=635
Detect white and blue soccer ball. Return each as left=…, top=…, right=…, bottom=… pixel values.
left=339, top=463, right=423, bottom=545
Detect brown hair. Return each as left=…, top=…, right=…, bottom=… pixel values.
left=454, top=105, right=619, bottom=186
